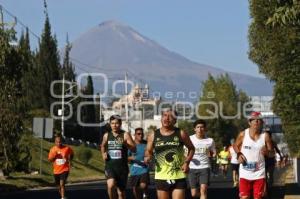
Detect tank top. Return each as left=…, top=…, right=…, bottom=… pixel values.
left=239, top=128, right=266, bottom=180
left=229, top=146, right=239, bottom=164
left=105, top=131, right=128, bottom=170
left=189, top=135, right=215, bottom=169
left=153, top=128, right=186, bottom=180
left=219, top=150, right=230, bottom=164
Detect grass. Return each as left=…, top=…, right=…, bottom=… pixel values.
left=0, top=138, right=105, bottom=191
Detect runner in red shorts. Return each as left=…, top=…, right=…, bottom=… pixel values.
left=233, top=112, right=274, bottom=199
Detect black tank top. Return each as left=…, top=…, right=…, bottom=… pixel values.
left=105, top=131, right=128, bottom=170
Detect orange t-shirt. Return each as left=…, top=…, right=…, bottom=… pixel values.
left=48, top=145, right=73, bottom=174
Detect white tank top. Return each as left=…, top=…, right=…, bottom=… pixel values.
left=229, top=146, right=239, bottom=164
left=239, top=128, right=266, bottom=180
left=189, top=135, right=216, bottom=169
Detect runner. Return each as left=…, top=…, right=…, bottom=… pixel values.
left=188, top=119, right=216, bottom=199
left=219, top=146, right=230, bottom=178
left=48, top=133, right=74, bottom=199
left=144, top=108, right=195, bottom=199
left=128, top=128, right=149, bottom=199
left=101, top=115, right=136, bottom=199
left=264, top=127, right=282, bottom=197
left=234, top=111, right=274, bottom=199
left=229, top=139, right=239, bottom=187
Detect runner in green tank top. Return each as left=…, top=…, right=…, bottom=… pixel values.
left=144, top=109, right=195, bottom=199
left=101, top=115, right=136, bottom=199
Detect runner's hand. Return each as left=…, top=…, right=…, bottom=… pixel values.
left=144, top=156, right=151, bottom=164
left=237, top=153, right=247, bottom=164
left=260, top=146, right=268, bottom=156
left=181, top=162, right=189, bottom=173
left=102, top=152, right=108, bottom=161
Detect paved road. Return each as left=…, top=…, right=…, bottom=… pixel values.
left=0, top=170, right=286, bottom=199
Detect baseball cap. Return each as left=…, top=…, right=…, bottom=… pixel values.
left=248, top=111, right=263, bottom=120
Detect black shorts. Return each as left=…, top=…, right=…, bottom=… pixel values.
left=54, top=171, right=69, bottom=185
left=105, top=168, right=128, bottom=190
left=231, top=163, right=240, bottom=172
left=129, top=172, right=150, bottom=187
left=155, top=178, right=187, bottom=191
left=188, top=168, right=210, bottom=188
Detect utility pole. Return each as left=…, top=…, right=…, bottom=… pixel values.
left=99, top=93, right=102, bottom=122
left=125, top=72, right=130, bottom=132
left=61, top=74, right=65, bottom=137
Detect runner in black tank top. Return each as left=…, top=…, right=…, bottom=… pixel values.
left=101, top=115, right=136, bottom=199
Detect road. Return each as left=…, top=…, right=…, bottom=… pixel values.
left=0, top=170, right=286, bottom=199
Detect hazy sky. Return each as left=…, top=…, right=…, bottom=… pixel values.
left=0, top=0, right=263, bottom=77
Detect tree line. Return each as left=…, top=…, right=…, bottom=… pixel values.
left=0, top=2, right=101, bottom=175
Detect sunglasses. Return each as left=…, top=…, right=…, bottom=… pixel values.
left=136, top=133, right=143, bottom=135
left=249, top=119, right=262, bottom=122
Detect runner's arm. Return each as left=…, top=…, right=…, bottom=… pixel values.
left=48, top=148, right=56, bottom=162
left=265, top=133, right=274, bottom=157
left=180, top=130, right=195, bottom=163
left=100, top=133, right=108, bottom=160
left=210, top=140, right=217, bottom=157
left=124, top=132, right=136, bottom=153
left=273, top=141, right=282, bottom=158
left=233, top=131, right=244, bottom=153
left=144, top=130, right=154, bottom=164
left=233, top=131, right=247, bottom=163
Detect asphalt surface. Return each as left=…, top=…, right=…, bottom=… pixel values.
left=0, top=169, right=286, bottom=199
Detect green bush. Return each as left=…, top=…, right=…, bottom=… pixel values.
left=77, top=145, right=93, bottom=165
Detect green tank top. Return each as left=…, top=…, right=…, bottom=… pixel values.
left=154, top=128, right=186, bottom=180
left=105, top=131, right=128, bottom=170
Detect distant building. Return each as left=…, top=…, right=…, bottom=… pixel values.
left=103, top=84, right=162, bottom=133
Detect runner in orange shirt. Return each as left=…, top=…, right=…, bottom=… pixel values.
left=48, top=133, right=74, bottom=199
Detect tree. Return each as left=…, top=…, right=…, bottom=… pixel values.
left=0, top=28, right=30, bottom=175
left=249, top=0, right=300, bottom=156
left=267, top=0, right=300, bottom=26
left=62, top=34, right=76, bottom=82
left=197, top=74, right=250, bottom=149
left=80, top=75, right=97, bottom=141
left=18, top=28, right=40, bottom=110
left=178, top=120, right=193, bottom=135
left=35, top=0, right=61, bottom=110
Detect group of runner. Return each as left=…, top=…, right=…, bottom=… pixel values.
left=48, top=109, right=283, bottom=199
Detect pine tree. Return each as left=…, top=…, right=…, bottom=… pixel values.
left=18, top=28, right=38, bottom=110
left=35, top=0, right=61, bottom=110
left=80, top=75, right=97, bottom=141
left=62, top=34, right=76, bottom=82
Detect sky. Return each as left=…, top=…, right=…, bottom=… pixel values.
left=0, top=0, right=263, bottom=77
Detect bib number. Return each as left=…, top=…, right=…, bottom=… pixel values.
left=109, top=150, right=122, bottom=159
left=243, top=162, right=257, bottom=171
left=56, top=158, right=66, bottom=165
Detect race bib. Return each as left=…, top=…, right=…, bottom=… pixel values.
left=56, top=158, right=66, bottom=165
left=243, top=162, right=257, bottom=171
left=108, top=150, right=122, bottom=159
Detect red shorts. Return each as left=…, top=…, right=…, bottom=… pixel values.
left=239, top=178, right=266, bottom=199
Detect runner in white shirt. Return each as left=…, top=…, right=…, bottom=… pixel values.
left=188, top=119, right=216, bottom=199
left=233, top=112, right=273, bottom=199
